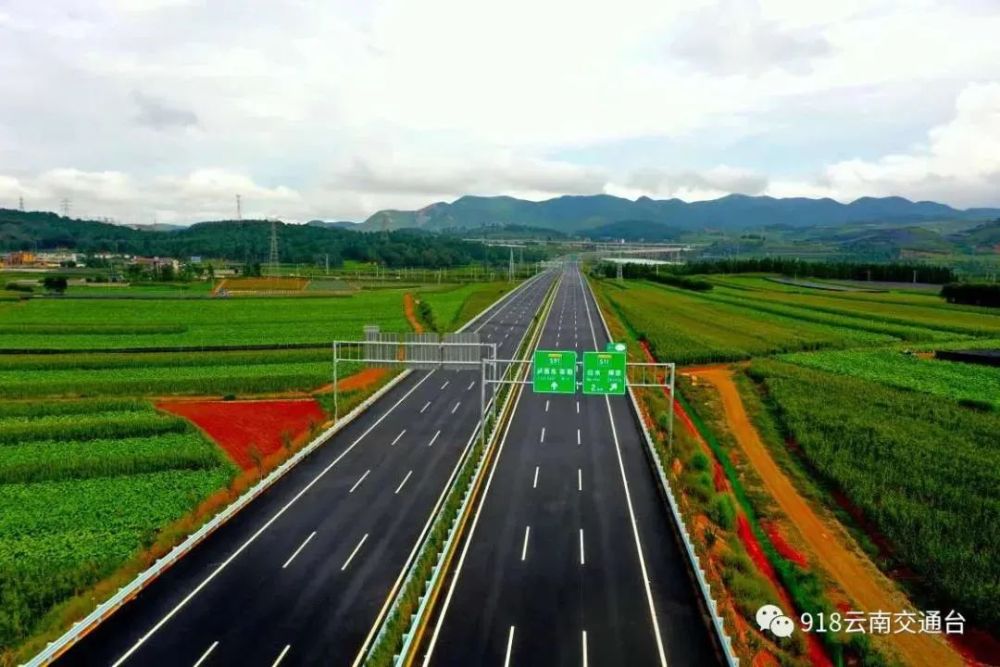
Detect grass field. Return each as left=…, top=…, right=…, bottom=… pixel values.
left=0, top=399, right=234, bottom=653
left=418, top=281, right=512, bottom=332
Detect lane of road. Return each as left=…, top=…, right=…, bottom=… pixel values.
left=424, top=264, right=720, bottom=666
left=56, top=270, right=558, bottom=667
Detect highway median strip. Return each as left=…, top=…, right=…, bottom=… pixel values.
left=362, top=272, right=560, bottom=667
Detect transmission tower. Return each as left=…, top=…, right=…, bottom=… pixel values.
left=235, top=194, right=242, bottom=221
left=18, top=196, right=24, bottom=212
left=268, top=218, right=280, bottom=278
left=60, top=197, right=71, bottom=217
left=616, top=260, right=624, bottom=282
left=508, top=247, right=514, bottom=283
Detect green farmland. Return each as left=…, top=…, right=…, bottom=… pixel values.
left=0, top=399, right=234, bottom=652
left=592, top=271, right=1000, bottom=640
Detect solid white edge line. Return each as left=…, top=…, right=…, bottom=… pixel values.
left=520, top=525, right=531, bottom=561
left=394, top=470, right=413, bottom=495
left=421, top=273, right=560, bottom=666
left=108, top=371, right=436, bottom=667
left=192, top=641, right=218, bottom=667
left=580, top=267, right=668, bottom=666
left=271, top=644, right=291, bottom=667
left=281, top=531, right=317, bottom=569
left=349, top=469, right=370, bottom=493
left=341, top=533, right=370, bottom=571
left=504, top=626, right=515, bottom=667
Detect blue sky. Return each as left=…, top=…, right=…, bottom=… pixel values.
left=1, top=0, right=999, bottom=223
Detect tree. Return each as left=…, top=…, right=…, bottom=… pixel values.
left=42, top=276, right=68, bottom=293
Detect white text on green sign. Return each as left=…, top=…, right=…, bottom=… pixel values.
left=583, top=351, right=626, bottom=395
left=532, top=350, right=577, bottom=394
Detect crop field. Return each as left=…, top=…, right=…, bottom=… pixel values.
left=0, top=398, right=233, bottom=651
left=747, top=359, right=1000, bottom=630
left=595, top=280, right=893, bottom=365
left=0, top=360, right=333, bottom=398
left=594, top=271, right=1000, bottom=651
left=781, top=348, right=1000, bottom=409
left=0, top=290, right=410, bottom=350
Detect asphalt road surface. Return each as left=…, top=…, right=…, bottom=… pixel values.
left=55, top=270, right=557, bottom=667
left=423, top=264, right=721, bottom=667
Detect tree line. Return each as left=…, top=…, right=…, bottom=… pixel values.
left=0, top=210, right=548, bottom=269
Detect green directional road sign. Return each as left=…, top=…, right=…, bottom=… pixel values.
left=583, top=350, right=627, bottom=395
left=532, top=350, right=577, bottom=394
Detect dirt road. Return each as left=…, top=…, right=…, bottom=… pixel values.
left=693, top=367, right=964, bottom=667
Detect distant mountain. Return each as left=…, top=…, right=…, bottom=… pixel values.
left=360, top=194, right=1000, bottom=234
left=126, top=223, right=187, bottom=232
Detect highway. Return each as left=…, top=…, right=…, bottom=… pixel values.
left=55, top=270, right=557, bottom=667
left=423, top=264, right=721, bottom=666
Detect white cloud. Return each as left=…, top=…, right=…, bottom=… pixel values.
left=668, top=0, right=832, bottom=75
left=769, top=83, right=1000, bottom=206
left=2, top=0, right=1000, bottom=220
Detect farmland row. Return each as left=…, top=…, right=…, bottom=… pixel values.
left=780, top=349, right=1000, bottom=410
left=747, top=359, right=1000, bottom=631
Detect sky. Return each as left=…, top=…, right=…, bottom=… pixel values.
left=1, top=0, right=999, bottom=224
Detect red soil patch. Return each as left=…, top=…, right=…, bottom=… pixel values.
left=762, top=521, right=809, bottom=569
left=158, top=398, right=327, bottom=470
left=315, top=367, right=390, bottom=394
left=404, top=292, right=424, bottom=333
left=337, top=367, right=388, bottom=392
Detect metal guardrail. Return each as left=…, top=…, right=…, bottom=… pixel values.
left=363, top=272, right=559, bottom=666
left=24, top=274, right=544, bottom=667
left=585, top=277, right=740, bottom=667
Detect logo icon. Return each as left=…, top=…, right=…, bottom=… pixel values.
left=756, top=604, right=796, bottom=638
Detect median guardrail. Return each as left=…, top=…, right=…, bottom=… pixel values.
left=363, top=272, right=560, bottom=666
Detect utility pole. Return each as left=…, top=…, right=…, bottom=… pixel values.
left=325, top=253, right=329, bottom=275
left=236, top=194, right=242, bottom=221
left=508, top=247, right=514, bottom=282
left=268, top=218, right=279, bottom=278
